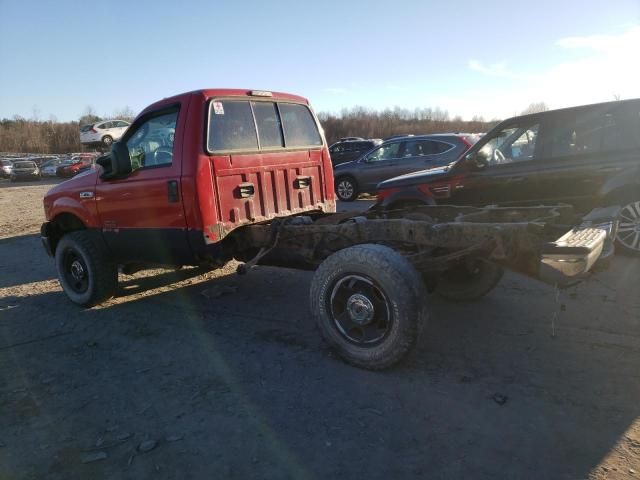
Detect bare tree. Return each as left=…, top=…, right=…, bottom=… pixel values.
left=111, top=106, right=137, bottom=122
left=79, top=106, right=101, bottom=127
left=520, top=102, right=549, bottom=115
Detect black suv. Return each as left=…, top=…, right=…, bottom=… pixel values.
left=376, top=99, right=640, bottom=254
left=329, top=138, right=382, bottom=166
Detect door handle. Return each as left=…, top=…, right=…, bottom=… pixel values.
left=506, top=176, right=525, bottom=183
left=167, top=180, right=179, bottom=203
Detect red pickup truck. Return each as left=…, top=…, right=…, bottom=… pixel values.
left=42, top=88, right=617, bottom=370
left=43, top=88, right=336, bottom=274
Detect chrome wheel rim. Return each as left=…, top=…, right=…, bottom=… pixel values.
left=329, top=274, right=392, bottom=345
left=337, top=180, right=354, bottom=199
left=617, top=201, right=640, bottom=251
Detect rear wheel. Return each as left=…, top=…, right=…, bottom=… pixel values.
left=55, top=231, right=118, bottom=307
left=310, top=244, right=428, bottom=370
left=435, top=258, right=504, bottom=302
left=616, top=200, right=640, bottom=256
left=102, top=135, right=113, bottom=147
left=335, top=177, right=358, bottom=202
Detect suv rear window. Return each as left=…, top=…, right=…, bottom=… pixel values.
left=208, top=100, right=321, bottom=152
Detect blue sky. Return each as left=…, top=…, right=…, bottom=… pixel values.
left=0, top=0, right=639, bottom=121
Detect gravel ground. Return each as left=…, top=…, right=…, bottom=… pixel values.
left=1, top=178, right=639, bottom=479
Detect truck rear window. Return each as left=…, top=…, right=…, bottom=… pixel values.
left=207, top=100, right=322, bottom=152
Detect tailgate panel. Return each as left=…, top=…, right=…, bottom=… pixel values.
left=211, top=150, right=327, bottom=233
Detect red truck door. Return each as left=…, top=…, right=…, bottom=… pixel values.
left=95, top=106, right=192, bottom=264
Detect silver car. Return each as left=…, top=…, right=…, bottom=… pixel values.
left=332, top=134, right=479, bottom=201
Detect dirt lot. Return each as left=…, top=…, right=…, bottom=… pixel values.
left=1, top=179, right=639, bottom=479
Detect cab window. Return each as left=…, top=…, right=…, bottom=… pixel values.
left=126, top=111, right=178, bottom=169
left=279, top=103, right=322, bottom=147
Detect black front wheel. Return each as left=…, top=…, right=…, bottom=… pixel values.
left=310, top=244, right=428, bottom=370
left=435, top=259, right=504, bottom=302
left=55, top=231, right=118, bottom=307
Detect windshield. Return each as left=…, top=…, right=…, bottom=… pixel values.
left=13, top=161, right=36, bottom=168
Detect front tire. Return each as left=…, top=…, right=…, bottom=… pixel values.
left=335, top=177, right=358, bottom=202
left=55, top=231, right=118, bottom=307
left=435, top=258, right=504, bottom=302
left=310, top=244, right=428, bottom=370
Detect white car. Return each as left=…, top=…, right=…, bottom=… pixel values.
left=80, top=119, right=130, bottom=147
left=1, top=159, right=13, bottom=178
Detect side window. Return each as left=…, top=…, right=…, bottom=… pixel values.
left=252, top=101, right=284, bottom=148
left=478, top=124, right=539, bottom=165
left=126, top=110, right=178, bottom=169
left=402, top=140, right=452, bottom=157
left=366, top=142, right=401, bottom=162
left=430, top=141, right=453, bottom=154
left=98, top=122, right=110, bottom=129
left=279, top=103, right=322, bottom=147
left=208, top=100, right=258, bottom=151
left=602, top=103, right=640, bottom=152
left=550, top=110, right=604, bottom=158
left=115, top=121, right=129, bottom=128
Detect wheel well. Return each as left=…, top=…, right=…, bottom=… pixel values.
left=49, top=213, right=86, bottom=254
left=604, top=185, right=639, bottom=205
left=335, top=174, right=356, bottom=184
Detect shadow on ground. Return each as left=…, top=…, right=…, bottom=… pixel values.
left=1, top=239, right=639, bottom=478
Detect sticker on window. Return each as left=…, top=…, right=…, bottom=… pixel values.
left=213, top=101, right=224, bottom=115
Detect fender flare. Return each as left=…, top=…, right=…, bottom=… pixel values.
left=599, top=167, right=640, bottom=200
left=378, top=186, right=436, bottom=209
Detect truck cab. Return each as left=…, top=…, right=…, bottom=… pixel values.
left=43, top=89, right=336, bottom=280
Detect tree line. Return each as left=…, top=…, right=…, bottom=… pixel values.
left=0, top=106, right=137, bottom=154
left=319, top=107, right=499, bottom=145
left=0, top=103, right=548, bottom=154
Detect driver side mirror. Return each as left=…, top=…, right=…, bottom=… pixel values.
left=97, top=141, right=132, bottom=180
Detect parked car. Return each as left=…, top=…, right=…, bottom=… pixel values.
left=80, top=120, right=130, bottom=147
left=10, top=160, right=40, bottom=182
left=376, top=98, right=640, bottom=254
left=41, top=158, right=70, bottom=176
left=28, top=155, right=60, bottom=167
left=329, top=138, right=382, bottom=166
left=333, top=134, right=478, bottom=201
left=1, top=159, right=13, bottom=178
left=56, top=157, right=95, bottom=178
